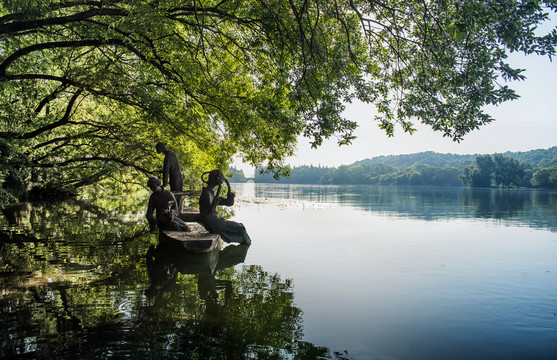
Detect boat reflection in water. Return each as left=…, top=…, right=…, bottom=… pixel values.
left=146, top=232, right=249, bottom=316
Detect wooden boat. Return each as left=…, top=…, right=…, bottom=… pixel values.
left=161, top=222, right=220, bottom=253
left=176, top=206, right=202, bottom=222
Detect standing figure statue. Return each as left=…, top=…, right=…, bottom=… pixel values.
left=146, top=176, right=190, bottom=232
left=155, top=142, right=184, bottom=213
left=199, top=170, right=251, bottom=245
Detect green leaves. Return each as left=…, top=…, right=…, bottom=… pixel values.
left=358, top=0, right=556, bottom=141
left=460, top=153, right=527, bottom=188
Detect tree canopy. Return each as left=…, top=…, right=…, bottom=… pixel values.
left=1, top=0, right=556, bottom=203
left=459, top=153, right=527, bottom=188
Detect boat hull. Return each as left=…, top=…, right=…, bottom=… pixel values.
left=161, top=222, right=220, bottom=253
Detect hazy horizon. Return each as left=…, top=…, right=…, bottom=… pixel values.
left=232, top=144, right=556, bottom=178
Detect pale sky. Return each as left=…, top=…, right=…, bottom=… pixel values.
left=234, top=39, right=557, bottom=177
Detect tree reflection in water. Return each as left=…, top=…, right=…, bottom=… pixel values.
left=144, top=241, right=298, bottom=359
left=0, top=197, right=351, bottom=359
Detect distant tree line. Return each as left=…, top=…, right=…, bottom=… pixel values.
left=230, top=147, right=557, bottom=189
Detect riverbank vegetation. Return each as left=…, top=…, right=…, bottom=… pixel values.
left=2, top=1, right=556, bottom=207
left=247, top=146, right=557, bottom=189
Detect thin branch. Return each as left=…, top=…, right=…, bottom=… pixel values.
left=32, top=130, right=105, bottom=149
left=34, top=84, right=69, bottom=115
left=17, top=90, right=82, bottom=140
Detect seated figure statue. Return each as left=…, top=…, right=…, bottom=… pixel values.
left=146, top=176, right=190, bottom=232
left=199, top=170, right=251, bottom=245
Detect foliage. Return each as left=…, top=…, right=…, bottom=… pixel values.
left=1, top=1, right=556, bottom=205
left=460, top=153, right=527, bottom=188
left=493, top=153, right=525, bottom=187
left=531, top=165, right=557, bottom=188
left=460, top=154, right=495, bottom=187
left=0, top=137, right=28, bottom=204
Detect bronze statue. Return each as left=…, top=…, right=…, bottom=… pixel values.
left=155, top=142, right=184, bottom=213
left=199, top=170, right=251, bottom=245
left=146, top=176, right=190, bottom=232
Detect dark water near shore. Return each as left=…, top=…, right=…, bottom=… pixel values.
left=1, top=184, right=556, bottom=359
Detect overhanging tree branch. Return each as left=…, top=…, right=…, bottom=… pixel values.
left=0, top=7, right=128, bottom=35
left=32, top=156, right=153, bottom=175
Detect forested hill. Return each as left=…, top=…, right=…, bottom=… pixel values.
left=352, top=151, right=477, bottom=169
left=500, top=147, right=557, bottom=168
left=352, top=147, right=557, bottom=170
left=248, top=146, right=557, bottom=188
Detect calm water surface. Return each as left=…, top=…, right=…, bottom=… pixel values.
left=1, top=184, right=556, bottom=359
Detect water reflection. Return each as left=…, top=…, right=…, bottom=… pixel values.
left=248, top=184, right=557, bottom=231
left=0, top=197, right=351, bottom=359
left=4, top=185, right=555, bottom=359
left=145, top=241, right=248, bottom=312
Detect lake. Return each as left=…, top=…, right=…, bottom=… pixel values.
left=1, top=184, right=556, bottom=359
